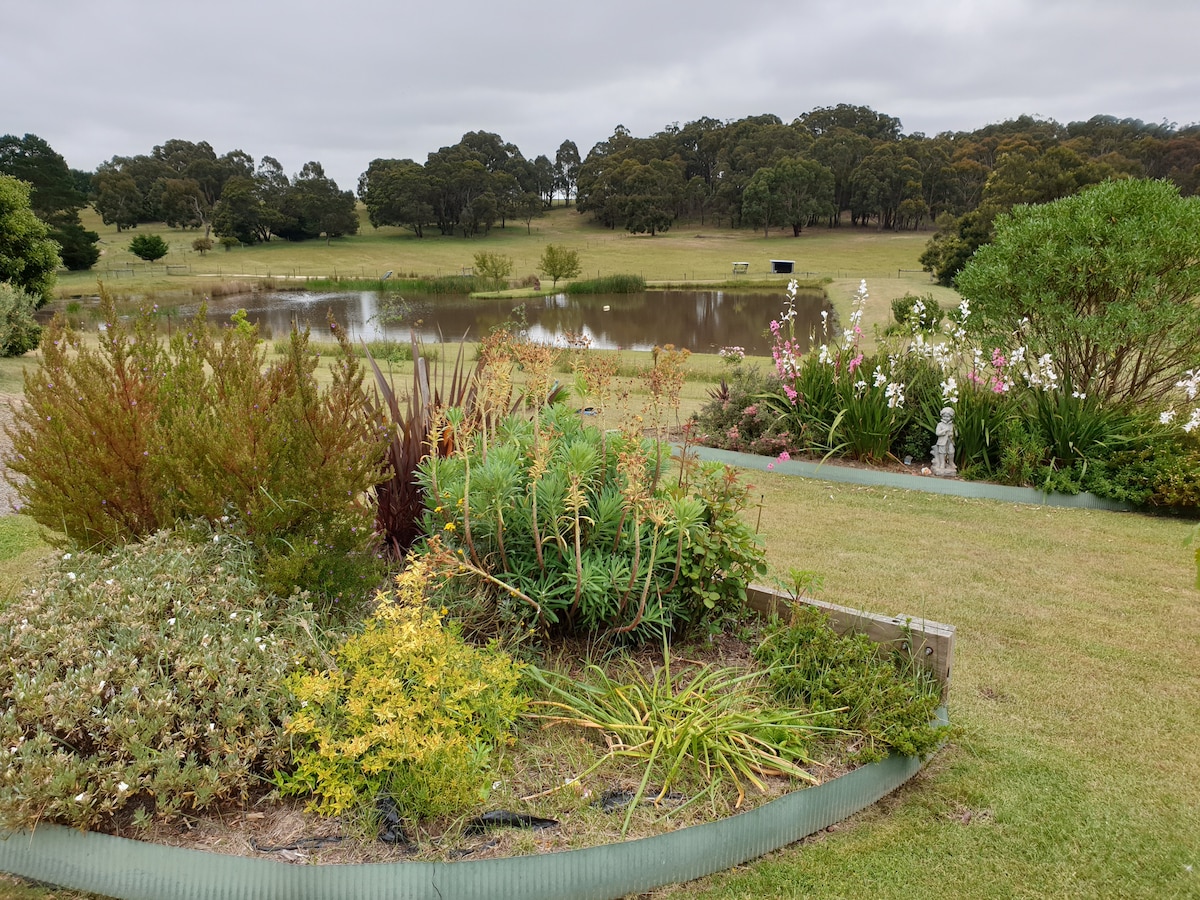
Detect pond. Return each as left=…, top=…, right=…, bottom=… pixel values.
left=189, top=288, right=833, bottom=356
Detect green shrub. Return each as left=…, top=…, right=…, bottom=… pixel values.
left=952, top=383, right=1019, bottom=477
left=890, top=293, right=944, bottom=332
left=0, top=282, right=41, bottom=357
left=690, top=366, right=794, bottom=456
left=0, top=524, right=328, bottom=832
left=279, top=559, right=526, bottom=827
left=418, top=402, right=767, bottom=641
left=755, top=606, right=947, bottom=762
left=4, top=287, right=386, bottom=611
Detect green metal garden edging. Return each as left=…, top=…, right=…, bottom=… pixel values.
left=0, top=711, right=946, bottom=900
left=683, top=445, right=1132, bottom=511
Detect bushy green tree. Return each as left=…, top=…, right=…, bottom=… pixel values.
left=473, top=250, right=513, bottom=281
left=0, top=133, right=100, bottom=271
left=128, top=233, right=169, bottom=262
left=0, top=175, right=61, bottom=305
left=537, top=243, right=581, bottom=288
left=956, top=179, right=1200, bottom=405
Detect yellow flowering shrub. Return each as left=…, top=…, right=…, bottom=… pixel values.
left=279, top=560, right=526, bottom=824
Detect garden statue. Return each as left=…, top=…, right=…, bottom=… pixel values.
left=931, top=407, right=957, bottom=477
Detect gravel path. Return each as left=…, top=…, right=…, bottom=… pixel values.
left=0, top=394, right=22, bottom=515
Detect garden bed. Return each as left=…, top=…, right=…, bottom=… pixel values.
left=0, top=586, right=953, bottom=899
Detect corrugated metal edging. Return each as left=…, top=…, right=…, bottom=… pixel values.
left=683, top=445, right=1132, bottom=511
left=0, top=712, right=947, bottom=900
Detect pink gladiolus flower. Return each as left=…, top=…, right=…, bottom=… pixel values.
left=783, top=384, right=798, bottom=403
left=848, top=353, right=863, bottom=374
left=777, top=451, right=790, bottom=462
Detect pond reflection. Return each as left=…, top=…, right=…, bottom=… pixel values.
left=191, top=288, right=832, bottom=356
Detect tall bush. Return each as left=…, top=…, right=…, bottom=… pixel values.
left=956, top=179, right=1200, bottom=406
left=4, top=286, right=386, bottom=608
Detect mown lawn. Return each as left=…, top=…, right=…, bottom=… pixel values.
left=651, top=475, right=1199, bottom=900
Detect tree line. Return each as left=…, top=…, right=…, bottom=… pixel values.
left=4, top=105, right=1200, bottom=283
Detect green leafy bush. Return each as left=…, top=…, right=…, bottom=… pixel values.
left=890, top=293, right=944, bottom=332
left=4, top=287, right=386, bottom=610
left=755, top=606, right=947, bottom=762
left=690, top=367, right=794, bottom=456
left=0, top=524, right=327, bottom=831
left=279, top=559, right=526, bottom=826
left=0, top=282, right=41, bottom=357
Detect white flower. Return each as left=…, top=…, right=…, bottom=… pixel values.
left=167, top=617, right=176, bottom=626
left=117, top=782, right=129, bottom=793
left=1177, top=369, right=1200, bottom=401
left=75, top=792, right=87, bottom=803
left=818, top=344, right=832, bottom=365
left=941, top=377, right=959, bottom=404
left=1161, top=410, right=1177, bottom=425
left=213, top=535, right=220, bottom=543
left=1072, top=391, right=1086, bottom=400
left=885, top=381, right=906, bottom=409
left=873, top=366, right=888, bottom=388
left=1185, top=409, right=1200, bottom=433
left=62, top=553, right=71, bottom=561
left=67, top=572, right=76, bottom=581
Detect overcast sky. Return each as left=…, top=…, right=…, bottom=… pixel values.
left=4, top=0, right=1197, bottom=190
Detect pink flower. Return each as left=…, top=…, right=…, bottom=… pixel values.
left=767, top=462, right=775, bottom=470
left=847, top=353, right=863, bottom=374
left=992, top=348, right=1007, bottom=369
left=777, top=451, right=790, bottom=462
left=783, top=384, right=798, bottom=403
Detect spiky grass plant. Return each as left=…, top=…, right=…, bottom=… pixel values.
left=526, top=656, right=836, bottom=835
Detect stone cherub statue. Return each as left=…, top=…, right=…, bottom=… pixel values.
left=931, top=406, right=957, bottom=477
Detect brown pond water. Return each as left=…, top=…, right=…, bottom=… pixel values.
left=186, top=288, right=832, bottom=356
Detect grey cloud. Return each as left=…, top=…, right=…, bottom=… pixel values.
left=2, top=0, right=1197, bottom=188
